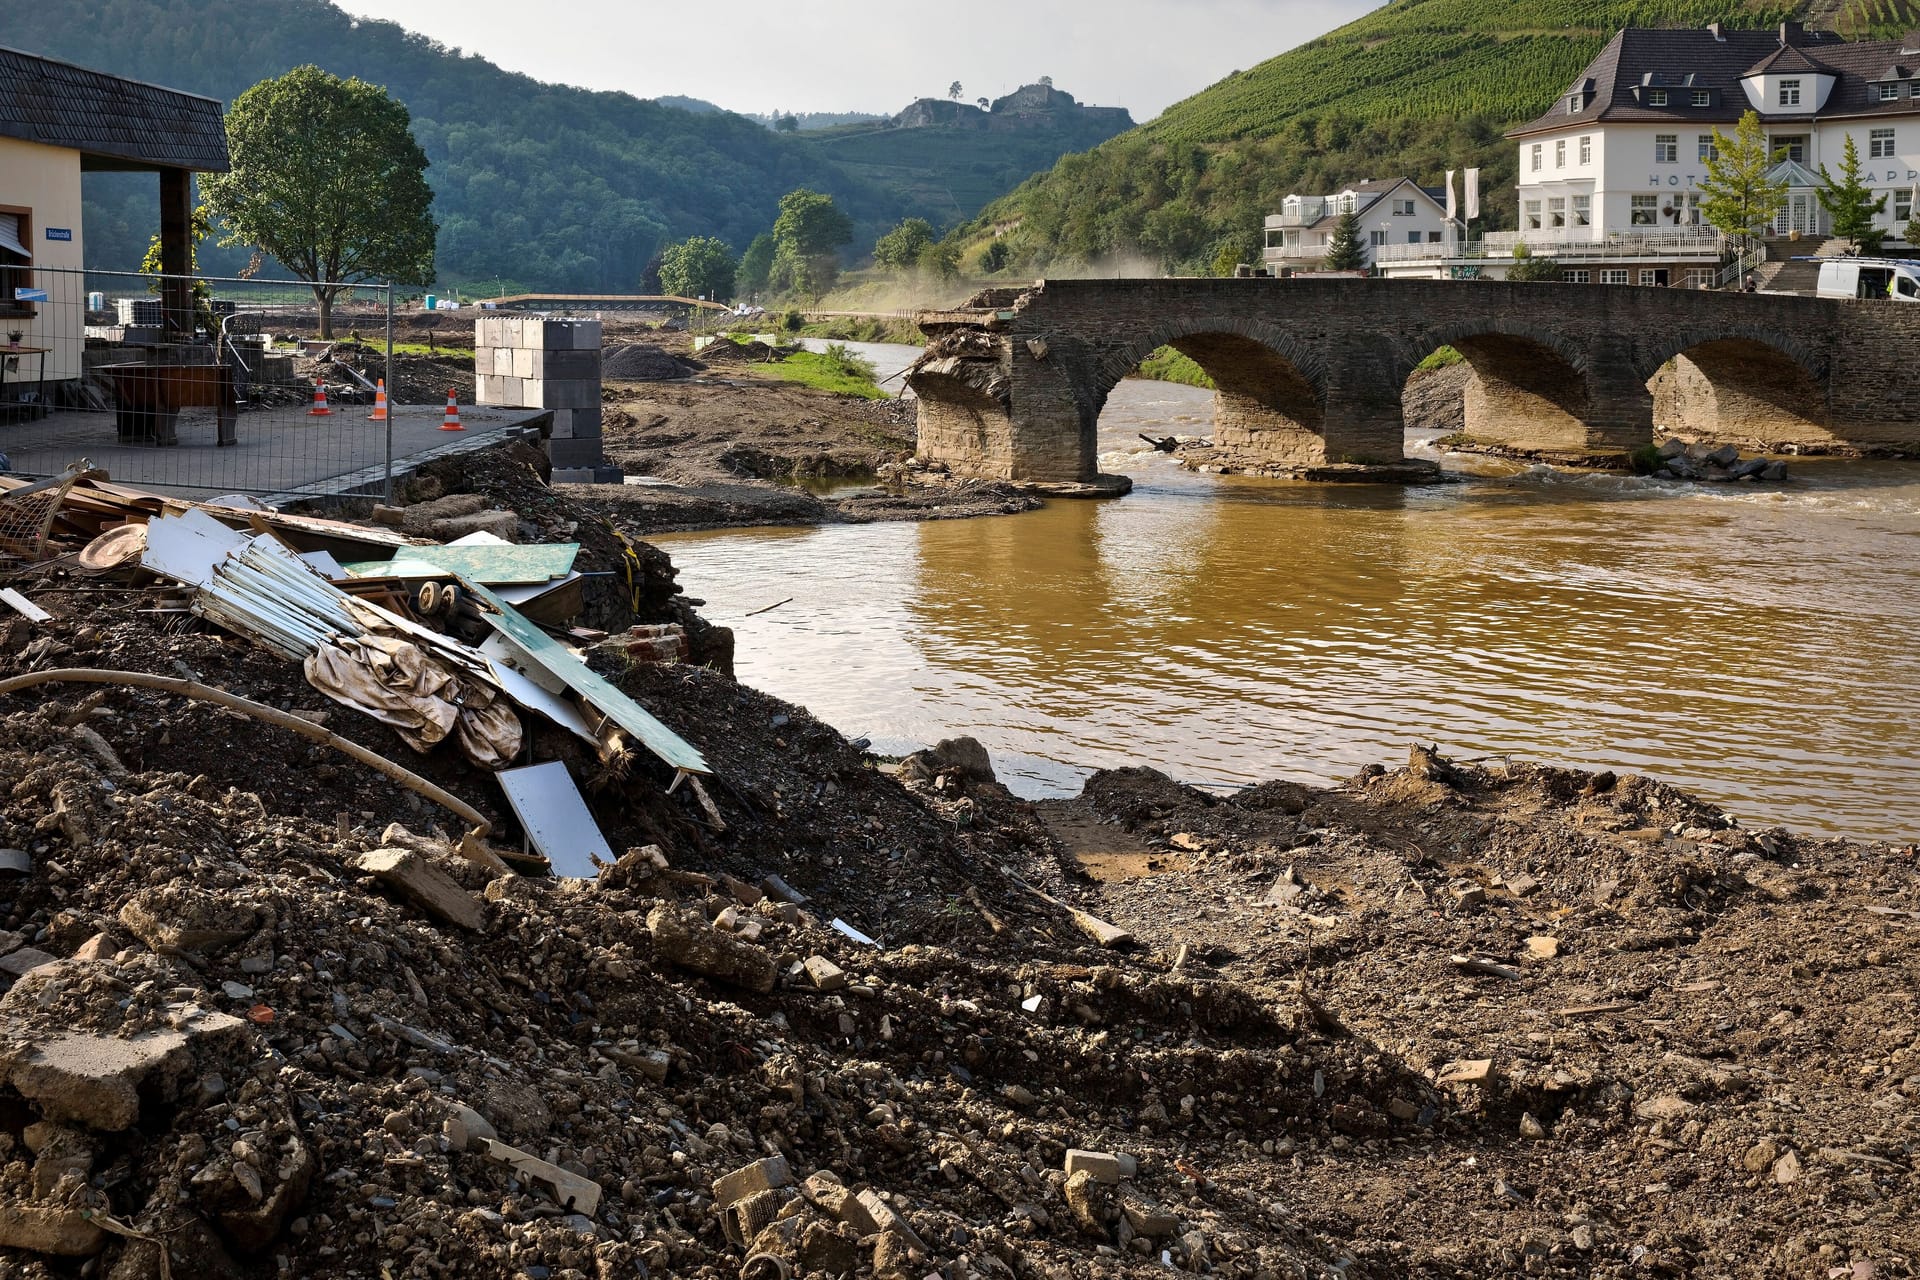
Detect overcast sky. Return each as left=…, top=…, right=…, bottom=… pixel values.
left=341, top=0, right=1375, bottom=121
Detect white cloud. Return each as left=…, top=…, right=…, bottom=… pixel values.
left=341, top=0, right=1376, bottom=120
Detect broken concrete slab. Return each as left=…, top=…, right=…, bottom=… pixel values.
left=349, top=848, right=485, bottom=931
left=0, top=946, right=58, bottom=978
left=855, top=1188, right=928, bottom=1254
left=3, top=1008, right=250, bottom=1131
left=1436, top=1058, right=1496, bottom=1087
left=713, top=1154, right=792, bottom=1207
left=0, top=1202, right=107, bottom=1256
left=646, top=904, right=775, bottom=993
left=118, top=886, right=257, bottom=953
left=803, top=956, right=848, bottom=991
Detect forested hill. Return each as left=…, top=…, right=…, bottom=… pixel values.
left=963, top=0, right=1920, bottom=275
left=27, top=0, right=902, bottom=286
left=24, top=0, right=1113, bottom=290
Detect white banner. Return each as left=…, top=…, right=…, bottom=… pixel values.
left=1464, top=167, right=1481, bottom=222
left=1444, top=169, right=1457, bottom=222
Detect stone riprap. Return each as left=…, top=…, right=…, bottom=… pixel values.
left=906, top=278, right=1920, bottom=484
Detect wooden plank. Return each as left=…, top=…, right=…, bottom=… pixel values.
left=0, top=588, right=50, bottom=622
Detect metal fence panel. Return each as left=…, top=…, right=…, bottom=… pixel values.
left=0, top=264, right=395, bottom=500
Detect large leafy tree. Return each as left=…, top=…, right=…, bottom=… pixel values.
left=737, top=233, right=776, bottom=299
left=770, top=188, right=853, bottom=300
left=1818, top=133, right=1889, bottom=256
left=201, top=66, right=435, bottom=337
left=872, top=217, right=936, bottom=270
left=1699, top=111, right=1788, bottom=244
left=657, top=235, right=737, bottom=300
left=1322, top=211, right=1366, bottom=270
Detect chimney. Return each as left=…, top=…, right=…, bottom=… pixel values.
left=1779, top=20, right=1804, bottom=46
left=1707, top=21, right=1724, bottom=41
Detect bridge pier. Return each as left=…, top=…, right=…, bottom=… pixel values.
left=1321, top=335, right=1410, bottom=466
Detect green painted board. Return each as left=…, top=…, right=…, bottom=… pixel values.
left=462, top=579, right=711, bottom=776
left=342, top=543, right=579, bottom=585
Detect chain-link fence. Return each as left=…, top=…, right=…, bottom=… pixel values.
left=0, top=264, right=400, bottom=499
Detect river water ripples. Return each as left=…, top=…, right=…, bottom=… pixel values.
left=655, top=379, right=1920, bottom=841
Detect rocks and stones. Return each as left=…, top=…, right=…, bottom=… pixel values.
left=1653, top=437, right=1788, bottom=483
left=1437, top=1058, right=1496, bottom=1087
left=2, top=1006, right=250, bottom=1131
left=713, top=1155, right=794, bottom=1207
left=1064, top=1148, right=1139, bottom=1184
left=602, top=343, right=698, bottom=381
left=646, top=903, right=776, bottom=992
left=117, top=885, right=257, bottom=953
left=803, top=955, right=848, bottom=991
left=348, top=848, right=485, bottom=931
left=900, top=735, right=996, bottom=785
left=1063, top=1170, right=1118, bottom=1236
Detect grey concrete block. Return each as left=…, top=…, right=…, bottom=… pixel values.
left=525, top=378, right=598, bottom=410
left=532, top=349, right=601, bottom=380
left=499, top=376, right=525, bottom=406
left=475, top=374, right=504, bottom=405
left=492, top=347, right=515, bottom=378
left=547, top=406, right=603, bottom=438
left=542, top=319, right=601, bottom=351
left=549, top=467, right=597, bottom=484
left=548, top=437, right=605, bottom=468
left=512, top=348, right=535, bottom=380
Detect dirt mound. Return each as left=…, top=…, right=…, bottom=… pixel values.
left=697, top=338, right=783, bottom=365
left=602, top=343, right=699, bottom=382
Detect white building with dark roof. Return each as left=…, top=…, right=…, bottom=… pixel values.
left=1261, top=177, right=1453, bottom=272
left=1381, top=22, right=1920, bottom=284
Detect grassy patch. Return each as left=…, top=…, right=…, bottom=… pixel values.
left=750, top=343, right=888, bottom=399
left=801, top=316, right=925, bottom=345
left=1416, top=345, right=1463, bottom=370
left=1134, top=346, right=1216, bottom=389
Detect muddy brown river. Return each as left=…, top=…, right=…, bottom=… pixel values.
left=654, top=378, right=1920, bottom=841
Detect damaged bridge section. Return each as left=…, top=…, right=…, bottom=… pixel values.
left=908, top=278, right=1920, bottom=487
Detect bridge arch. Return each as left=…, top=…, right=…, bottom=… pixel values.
left=1090, top=320, right=1329, bottom=468
left=1641, top=330, right=1832, bottom=449
left=1405, top=322, right=1596, bottom=453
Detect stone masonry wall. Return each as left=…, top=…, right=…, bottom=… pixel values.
left=914, top=278, right=1920, bottom=484
left=474, top=315, right=612, bottom=480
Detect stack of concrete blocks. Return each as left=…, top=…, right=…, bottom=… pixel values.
left=473, top=315, right=621, bottom=482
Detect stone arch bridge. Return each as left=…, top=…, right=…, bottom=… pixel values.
left=904, top=278, right=1920, bottom=485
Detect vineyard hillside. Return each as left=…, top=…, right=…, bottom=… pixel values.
left=957, top=0, right=1920, bottom=276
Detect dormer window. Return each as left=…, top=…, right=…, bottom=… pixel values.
left=1649, top=88, right=1668, bottom=106
left=1691, top=89, right=1711, bottom=106
left=1780, top=78, right=1801, bottom=106
left=1568, top=93, right=1585, bottom=112
left=1881, top=82, right=1903, bottom=101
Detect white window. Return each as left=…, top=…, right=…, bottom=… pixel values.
left=1780, top=79, right=1801, bottom=107
left=1524, top=198, right=1543, bottom=230
left=1601, top=269, right=1629, bottom=284
left=1639, top=269, right=1663, bottom=285
left=1655, top=134, right=1678, bottom=163
left=1685, top=268, right=1714, bottom=287
left=1531, top=143, right=1543, bottom=172
left=0, top=209, right=33, bottom=318
left=1691, top=90, right=1710, bottom=107
left=1565, top=269, right=1591, bottom=283
left=1568, top=92, right=1586, bottom=112
left=1698, top=134, right=1718, bottom=162
left=1685, top=193, right=1703, bottom=224
left=1649, top=88, right=1668, bottom=106
left=1881, top=83, right=1903, bottom=102
left=1393, top=198, right=1416, bottom=216
left=1407, top=230, right=1422, bottom=244
left=1548, top=196, right=1566, bottom=227
left=1555, top=139, right=1567, bottom=167
left=1871, top=128, right=1896, bottom=159
left=1572, top=193, right=1592, bottom=225
left=1772, top=135, right=1806, bottom=162
left=1579, top=135, right=1592, bottom=165
left=1631, top=194, right=1659, bottom=226
left=1898, top=190, right=1914, bottom=222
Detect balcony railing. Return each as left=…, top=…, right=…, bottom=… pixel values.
left=1374, top=229, right=1728, bottom=263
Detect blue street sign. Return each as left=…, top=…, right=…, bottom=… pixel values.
left=43, top=228, right=72, bottom=241
left=14, top=288, right=48, bottom=302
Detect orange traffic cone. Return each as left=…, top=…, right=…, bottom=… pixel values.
left=367, top=379, right=389, bottom=421
left=307, top=379, right=333, bottom=416
left=439, top=388, right=464, bottom=431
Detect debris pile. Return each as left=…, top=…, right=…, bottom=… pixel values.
left=602, top=344, right=701, bottom=382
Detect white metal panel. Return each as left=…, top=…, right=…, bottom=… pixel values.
left=496, top=760, right=613, bottom=878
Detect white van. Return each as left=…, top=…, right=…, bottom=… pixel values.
left=1815, top=258, right=1920, bottom=301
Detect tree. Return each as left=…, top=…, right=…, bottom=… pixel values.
left=658, top=235, right=736, bottom=300
left=1322, top=211, right=1366, bottom=271
left=639, top=250, right=665, bottom=295
left=976, top=97, right=989, bottom=111
left=1699, top=110, right=1788, bottom=245
left=872, top=217, right=936, bottom=270
left=980, top=239, right=1010, bottom=273
left=1038, top=76, right=1053, bottom=88
left=948, top=81, right=963, bottom=101
left=200, top=66, right=435, bottom=338
left=1906, top=216, right=1920, bottom=249
left=917, top=238, right=959, bottom=279
left=1818, top=133, right=1889, bottom=256
left=770, top=188, right=853, bottom=301
left=774, top=115, right=798, bottom=133
left=737, top=232, right=775, bottom=298
left=1506, top=243, right=1563, bottom=281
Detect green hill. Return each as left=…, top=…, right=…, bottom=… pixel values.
left=962, top=0, right=1920, bottom=275
left=22, top=0, right=1123, bottom=290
